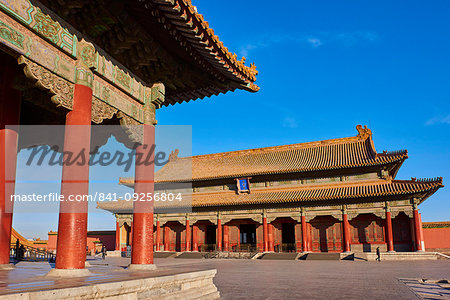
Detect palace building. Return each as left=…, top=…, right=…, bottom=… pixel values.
left=98, top=125, right=444, bottom=254
left=0, top=0, right=257, bottom=276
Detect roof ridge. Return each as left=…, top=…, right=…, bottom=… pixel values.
left=155, top=0, right=258, bottom=85
left=378, top=149, right=408, bottom=157
left=175, top=125, right=374, bottom=161
left=393, top=177, right=444, bottom=185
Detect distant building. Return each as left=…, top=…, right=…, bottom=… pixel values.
left=99, top=125, right=444, bottom=253
left=11, top=230, right=115, bottom=254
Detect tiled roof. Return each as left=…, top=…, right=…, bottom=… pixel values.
left=11, top=228, right=35, bottom=248
left=422, top=221, right=450, bottom=228
left=98, top=177, right=444, bottom=212
left=189, top=178, right=444, bottom=208
left=151, top=0, right=259, bottom=105
left=120, top=125, right=408, bottom=184
left=38, top=0, right=259, bottom=106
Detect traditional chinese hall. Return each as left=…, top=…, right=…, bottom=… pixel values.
left=99, top=125, right=443, bottom=254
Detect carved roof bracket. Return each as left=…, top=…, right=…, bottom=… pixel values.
left=18, top=55, right=74, bottom=111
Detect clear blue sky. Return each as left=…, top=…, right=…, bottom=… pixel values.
left=13, top=0, right=450, bottom=239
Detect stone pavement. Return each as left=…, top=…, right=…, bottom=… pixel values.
left=0, top=256, right=449, bottom=299
left=101, top=257, right=450, bottom=299
left=400, top=278, right=450, bottom=299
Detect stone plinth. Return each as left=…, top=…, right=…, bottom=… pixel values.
left=106, top=250, right=121, bottom=257
left=0, top=269, right=219, bottom=299
left=356, top=252, right=439, bottom=261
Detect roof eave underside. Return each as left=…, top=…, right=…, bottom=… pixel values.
left=149, top=0, right=259, bottom=106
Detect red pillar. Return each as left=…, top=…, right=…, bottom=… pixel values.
left=385, top=211, right=394, bottom=252
left=342, top=213, right=351, bottom=252
left=55, top=82, right=92, bottom=270
left=217, top=218, right=222, bottom=251
left=419, top=213, right=425, bottom=250
left=131, top=125, right=155, bottom=265
left=192, top=224, right=198, bottom=252
left=410, top=217, right=416, bottom=251
left=0, top=57, right=21, bottom=266
left=115, top=222, right=120, bottom=251
left=155, top=219, right=160, bottom=251
left=263, top=217, right=268, bottom=252
left=129, top=221, right=133, bottom=246
left=414, top=210, right=425, bottom=251
left=301, top=215, right=308, bottom=252
left=306, top=223, right=312, bottom=251
left=268, top=223, right=274, bottom=252
left=185, top=219, right=190, bottom=252
left=223, top=225, right=229, bottom=251
left=164, top=224, right=170, bottom=251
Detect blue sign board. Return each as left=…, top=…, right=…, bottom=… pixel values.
left=239, top=178, right=249, bottom=191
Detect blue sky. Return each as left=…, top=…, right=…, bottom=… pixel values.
left=13, top=0, right=450, bottom=238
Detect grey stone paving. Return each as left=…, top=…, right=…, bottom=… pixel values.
left=150, top=258, right=450, bottom=300
left=400, top=278, right=450, bottom=300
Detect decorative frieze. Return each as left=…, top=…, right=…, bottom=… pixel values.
left=91, top=98, right=117, bottom=124
left=0, top=3, right=164, bottom=128
left=18, top=55, right=73, bottom=110
left=0, top=0, right=76, bottom=56
left=117, top=214, right=133, bottom=227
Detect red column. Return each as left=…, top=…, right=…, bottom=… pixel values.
left=301, top=215, right=307, bottom=252
left=55, top=82, right=92, bottom=270
left=385, top=211, right=394, bottom=252
left=129, top=221, right=133, bottom=246
left=115, top=222, right=120, bottom=251
left=414, top=210, right=425, bottom=251
left=419, top=213, right=425, bottom=250
left=185, top=219, right=190, bottom=252
left=164, top=225, right=170, bottom=251
left=268, top=223, right=274, bottom=252
left=217, top=218, right=222, bottom=251
left=223, top=225, right=229, bottom=251
left=410, top=217, right=416, bottom=251
left=306, top=223, right=312, bottom=251
left=342, top=213, right=351, bottom=252
left=263, top=217, right=268, bottom=252
left=192, top=224, right=198, bottom=252
left=155, top=219, right=160, bottom=251
left=131, top=125, right=155, bottom=265
left=0, top=57, right=21, bottom=266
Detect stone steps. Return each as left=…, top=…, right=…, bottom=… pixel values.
left=175, top=252, right=207, bottom=259
left=154, top=251, right=178, bottom=258
left=259, top=253, right=298, bottom=260
left=300, top=253, right=341, bottom=260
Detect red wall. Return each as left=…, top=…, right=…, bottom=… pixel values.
left=47, top=232, right=58, bottom=252
left=423, top=227, right=450, bottom=249
left=86, top=232, right=116, bottom=252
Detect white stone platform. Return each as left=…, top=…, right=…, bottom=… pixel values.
left=354, top=251, right=439, bottom=261
left=0, top=259, right=219, bottom=299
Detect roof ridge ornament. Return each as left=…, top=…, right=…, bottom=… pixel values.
left=169, top=149, right=180, bottom=162
left=356, top=125, right=372, bottom=139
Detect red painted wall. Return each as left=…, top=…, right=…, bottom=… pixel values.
left=47, top=231, right=58, bottom=252
left=423, top=227, right=450, bottom=249
left=87, top=232, right=116, bottom=251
